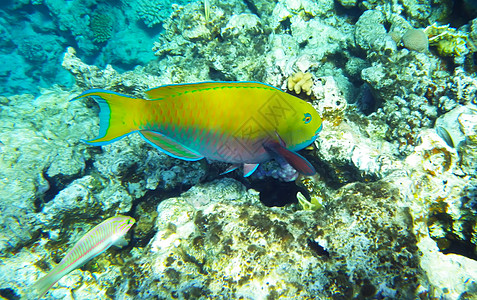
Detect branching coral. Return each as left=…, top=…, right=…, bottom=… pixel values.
left=287, top=71, right=313, bottom=95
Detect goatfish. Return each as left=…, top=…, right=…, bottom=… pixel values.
left=72, top=81, right=322, bottom=176
left=31, top=215, right=135, bottom=299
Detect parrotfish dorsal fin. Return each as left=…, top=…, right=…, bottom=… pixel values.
left=144, top=81, right=282, bottom=100
left=139, top=130, right=204, bottom=161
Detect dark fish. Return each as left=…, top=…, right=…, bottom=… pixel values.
left=436, top=126, right=454, bottom=148
left=357, top=83, right=378, bottom=115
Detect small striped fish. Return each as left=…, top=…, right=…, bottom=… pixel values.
left=32, top=215, right=135, bottom=299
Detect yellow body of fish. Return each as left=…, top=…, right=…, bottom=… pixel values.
left=73, top=81, right=322, bottom=176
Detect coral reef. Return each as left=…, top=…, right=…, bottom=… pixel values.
left=62, top=47, right=162, bottom=93
left=221, top=13, right=262, bottom=38
left=359, top=0, right=452, bottom=27
left=152, top=1, right=270, bottom=83
left=0, top=0, right=168, bottom=96
left=359, top=44, right=437, bottom=153
left=2, top=0, right=477, bottom=299
left=355, top=10, right=393, bottom=54
left=127, top=179, right=420, bottom=299
left=134, top=0, right=169, bottom=28
left=0, top=88, right=95, bottom=253
left=133, top=0, right=189, bottom=28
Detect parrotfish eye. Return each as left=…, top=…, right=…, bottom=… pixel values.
left=303, top=113, right=312, bottom=124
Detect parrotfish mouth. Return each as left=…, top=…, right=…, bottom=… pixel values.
left=313, top=133, right=320, bottom=141
left=315, top=124, right=323, bottom=136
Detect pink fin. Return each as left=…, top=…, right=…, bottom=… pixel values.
left=243, top=164, right=260, bottom=177
left=220, top=164, right=240, bottom=175
left=264, top=141, right=316, bottom=176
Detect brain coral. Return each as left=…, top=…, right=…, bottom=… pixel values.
left=402, top=28, right=429, bottom=53
left=90, top=12, right=113, bottom=43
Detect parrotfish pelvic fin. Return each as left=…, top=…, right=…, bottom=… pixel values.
left=220, top=163, right=259, bottom=177
left=71, top=89, right=144, bottom=146
left=264, top=141, right=316, bottom=176
left=139, top=130, right=204, bottom=161
left=220, top=164, right=241, bottom=175
left=244, top=164, right=260, bottom=177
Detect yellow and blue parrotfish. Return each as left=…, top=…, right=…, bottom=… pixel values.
left=72, top=81, right=322, bottom=176
left=32, top=215, right=135, bottom=299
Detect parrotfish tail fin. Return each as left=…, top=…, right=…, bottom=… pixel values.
left=71, top=89, right=143, bottom=146
left=30, top=267, right=62, bottom=299
left=264, top=141, right=316, bottom=176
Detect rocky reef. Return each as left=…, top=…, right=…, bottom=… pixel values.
left=0, top=0, right=477, bottom=299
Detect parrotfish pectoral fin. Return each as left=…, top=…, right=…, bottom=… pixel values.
left=243, top=164, right=260, bottom=177
left=264, top=141, right=316, bottom=176
left=71, top=89, right=143, bottom=146
left=139, top=130, right=204, bottom=161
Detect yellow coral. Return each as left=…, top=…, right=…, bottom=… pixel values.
left=287, top=71, right=313, bottom=95
left=424, top=23, right=470, bottom=57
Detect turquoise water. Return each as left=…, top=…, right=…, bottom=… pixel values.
left=1, top=0, right=477, bottom=299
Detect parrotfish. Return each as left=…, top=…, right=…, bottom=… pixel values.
left=73, top=81, right=322, bottom=176
left=32, top=215, right=135, bottom=299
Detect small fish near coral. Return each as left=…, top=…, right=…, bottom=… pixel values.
left=72, top=81, right=323, bottom=176
left=31, top=215, right=135, bottom=299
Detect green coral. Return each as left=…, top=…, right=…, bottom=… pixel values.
left=90, top=12, right=113, bottom=43
left=297, top=192, right=323, bottom=211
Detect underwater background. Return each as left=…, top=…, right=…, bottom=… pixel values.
left=1, top=0, right=477, bottom=299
